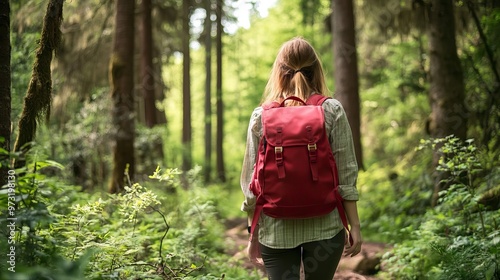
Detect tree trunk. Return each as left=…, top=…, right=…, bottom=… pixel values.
left=141, top=0, right=157, bottom=128
left=427, top=0, right=467, bottom=205
left=0, top=0, right=11, bottom=186
left=109, top=0, right=135, bottom=193
left=331, top=0, right=364, bottom=170
left=204, top=0, right=212, bottom=183
left=12, top=0, right=64, bottom=168
left=215, top=0, right=225, bottom=182
left=182, top=0, right=192, bottom=174
left=141, top=0, right=164, bottom=165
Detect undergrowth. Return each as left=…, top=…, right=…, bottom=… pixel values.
left=0, top=150, right=259, bottom=279
left=380, top=136, right=500, bottom=280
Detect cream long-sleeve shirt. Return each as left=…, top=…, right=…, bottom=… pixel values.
left=240, top=97, right=359, bottom=249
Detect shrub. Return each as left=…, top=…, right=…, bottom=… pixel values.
left=380, top=136, right=500, bottom=280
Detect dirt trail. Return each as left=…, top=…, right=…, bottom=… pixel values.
left=224, top=218, right=388, bottom=280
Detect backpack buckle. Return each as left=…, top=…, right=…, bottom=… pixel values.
left=274, top=146, right=285, bottom=178
left=275, top=147, right=284, bottom=162
left=307, top=143, right=318, bottom=181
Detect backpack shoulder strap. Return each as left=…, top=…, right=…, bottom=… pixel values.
left=306, top=94, right=330, bottom=105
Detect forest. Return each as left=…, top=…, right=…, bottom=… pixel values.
left=0, top=0, right=499, bottom=279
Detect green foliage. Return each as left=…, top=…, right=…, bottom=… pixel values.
left=7, top=251, right=93, bottom=280
left=10, top=25, right=40, bottom=141
left=50, top=182, right=167, bottom=279
left=360, top=38, right=429, bottom=167
left=354, top=37, right=434, bottom=244
left=461, top=8, right=500, bottom=148
left=9, top=1, right=500, bottom=279
left=35, top=88, right=113, bottom=189
left=357, top=157, right=432, bottom=243
left=135, top=125, right=168, bottom=175
left=380, top=136, right=500, bottom=280
left=0, top=153, right=86, bottom=277
left=0, top=155, right=258, bottom=279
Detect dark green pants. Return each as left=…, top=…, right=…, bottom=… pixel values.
left=260, top=229, right=345, bottom=280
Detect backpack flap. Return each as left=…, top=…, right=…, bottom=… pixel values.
left=262, top=105, right=325, bottom=179
left=263, top=106, right=325, bottom=147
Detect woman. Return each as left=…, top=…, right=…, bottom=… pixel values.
left=240, top=37, right=362, bottom=279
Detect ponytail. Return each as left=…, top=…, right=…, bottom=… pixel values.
left=262, top=37, right=330, bottom=106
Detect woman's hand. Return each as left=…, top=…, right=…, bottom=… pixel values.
left=342, top=201, right=363, bottom=257
left=344, top=225, right=362, bottom=257
left=246, top=234, right=264, bottom=266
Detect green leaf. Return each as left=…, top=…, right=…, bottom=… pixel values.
left=34, top=160, right=65, bottom=170
left=485, top=263, right=496, bottom=280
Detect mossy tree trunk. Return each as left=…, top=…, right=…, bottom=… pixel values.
left=331, top=0, right=364, bottom=170
left=12, top=0, right=64, bottom=169
left=0, top=0, right=11, bottom=186
left=108, top=0, right=135, bottom=193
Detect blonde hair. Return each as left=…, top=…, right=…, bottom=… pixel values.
left=262, top=37, right=330, bottom=105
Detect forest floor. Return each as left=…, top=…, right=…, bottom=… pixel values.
left=224, top=218, right=389, bottom=280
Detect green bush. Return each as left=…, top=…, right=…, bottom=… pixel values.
left=380, top=136, right=500, bottom=280
left=357, top=149, right=433, bottom=243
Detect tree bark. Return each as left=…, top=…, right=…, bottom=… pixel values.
left=215, top=0, right=226, bottom=182
left=0, top=0, right=11, bottom=186
left=332, top=0, right=364, bottom=170
left=428, top=0, right=467, bottom=140
left=141, top=0, right=157, bottom=128
left=427, top=0, right=467, bottom=205
left=182, top=0, right=192, bottom=173
left=204, top=0, right=212, bottom=182
left=109, top=0, right=135, bottom=193
left=12, top=0, right=64, bottom=168
left=141, top=0, right=164, bottom=166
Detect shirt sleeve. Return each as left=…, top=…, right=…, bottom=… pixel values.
left=323, top=99, right=359, bottom=201
left=240, top=107, right=263, bottom=212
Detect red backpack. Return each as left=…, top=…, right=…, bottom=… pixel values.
left=249, top=94, right=348, bottom=237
